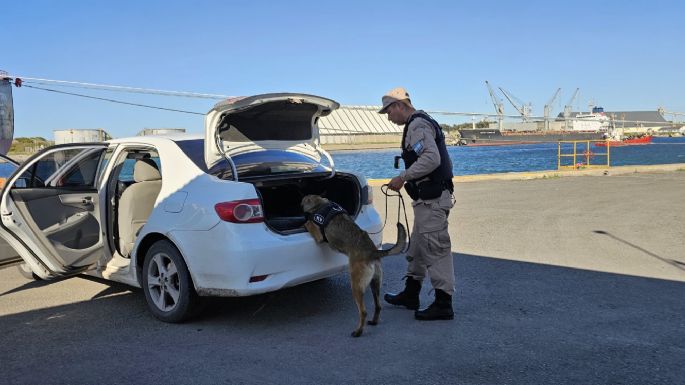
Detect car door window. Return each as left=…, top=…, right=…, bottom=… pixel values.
left=59, top=151, right=103, bottom=187
left=13, top=148, right=102, bottom=189
left=96, top=146, right=117, bottom=186
left=119, top=155, right=161, bottom=182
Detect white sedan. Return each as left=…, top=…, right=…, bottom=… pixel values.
left=0, top=93, right=383, bottom=322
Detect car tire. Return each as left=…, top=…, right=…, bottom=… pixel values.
left=142, top=240, right=198, bottom=323
left=17, top=263, right=42, bottom=281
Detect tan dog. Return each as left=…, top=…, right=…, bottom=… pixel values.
left=301, top=194, right=407, bottom=337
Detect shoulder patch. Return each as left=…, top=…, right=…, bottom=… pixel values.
left=412, top=140, right=424, bottom=154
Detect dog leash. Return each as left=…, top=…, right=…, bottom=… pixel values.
left=367, top=184, right=411, bottom=253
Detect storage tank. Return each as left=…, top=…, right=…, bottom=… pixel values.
left=0, top=72, right=14, bottom=155
left=53, top=129, right=111, bottom=144
left=137, top=128, right=186, bottom=136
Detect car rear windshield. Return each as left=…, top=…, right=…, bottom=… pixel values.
left=174, top=139, right=328, bottom=179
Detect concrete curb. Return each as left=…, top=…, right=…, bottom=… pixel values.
left=368, top=162, right=685, bottom=186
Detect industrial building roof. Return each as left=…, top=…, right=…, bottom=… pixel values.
left=318, top=106, right=403, bottom=135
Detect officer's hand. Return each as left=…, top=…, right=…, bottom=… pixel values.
left=388, top=176, right=404, bottom=191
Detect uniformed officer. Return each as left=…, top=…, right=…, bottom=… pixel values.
left=379, top=87, right=455, bottom=320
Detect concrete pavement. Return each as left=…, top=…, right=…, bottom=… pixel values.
left=0, top=171, right=684, bottom=384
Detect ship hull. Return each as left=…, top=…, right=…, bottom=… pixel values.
left=594, top=136, right=653, bottom=147
left=458, top=129, right=604, bottom=146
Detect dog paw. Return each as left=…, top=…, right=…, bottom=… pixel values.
left=351, top=330, right=363, bottom=337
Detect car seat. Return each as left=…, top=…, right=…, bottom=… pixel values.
left=118, top=158, right=162, bottom=256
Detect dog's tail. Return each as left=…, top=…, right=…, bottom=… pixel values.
left=374, top=223, right=407, bottom=259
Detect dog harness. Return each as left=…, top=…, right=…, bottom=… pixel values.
left=305, top=201, right=346, bottom=242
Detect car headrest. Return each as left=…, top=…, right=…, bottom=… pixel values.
left=133, top=158, right=161, bottom=182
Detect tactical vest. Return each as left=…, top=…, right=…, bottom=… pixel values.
left=304, top=201, right=346, bottom=242
left=401, top=111, right=454, bottom=200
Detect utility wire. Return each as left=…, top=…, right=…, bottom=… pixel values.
left=23, top=84, right=205, bottom=115
left=15, top=76, right=229, bottom=99
left=9, top=74, right=685, bottom=126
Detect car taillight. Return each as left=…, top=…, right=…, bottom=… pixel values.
left=214, top=199, right=264, bottom=223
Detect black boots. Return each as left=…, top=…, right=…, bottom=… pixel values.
left=384, top=276, right=421, bottom=310
left=385, top=279, right=454, bottom=320
left=415, top=289, right=454, bottom=321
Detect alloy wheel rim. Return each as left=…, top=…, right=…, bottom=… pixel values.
left=147, top=252, right=180, bottom=312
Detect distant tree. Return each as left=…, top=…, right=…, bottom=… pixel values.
left=9, top=137, right=52, bottom=155
left=439, top=121, right=490, bottom=131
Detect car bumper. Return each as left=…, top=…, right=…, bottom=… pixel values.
left=170, top=205, right=383, bottom=297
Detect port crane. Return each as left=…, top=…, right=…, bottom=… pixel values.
left=485, top=81, right=504, bottom=129
left=563, top=88, right=580, bottom=130
left=657, top=107, right=685, bottom=123
left=543, top=88, right=561, bottom=131
left=498, top=86, right=532, bottom=122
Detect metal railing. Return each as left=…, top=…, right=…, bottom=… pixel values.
left=558, top=140, right=610, bottom=170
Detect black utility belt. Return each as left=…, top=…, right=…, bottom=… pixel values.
left=404, top=179, right=453, bottom=201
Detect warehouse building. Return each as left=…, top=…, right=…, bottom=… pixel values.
left=318, top=106, right=402, bottom=145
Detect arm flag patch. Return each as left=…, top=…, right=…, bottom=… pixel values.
left=412, top=140, right=424, bottom=154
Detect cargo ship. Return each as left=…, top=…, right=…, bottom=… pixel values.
left=456, top=129, right=605, bottom=146
left=457, top=107, right=609, bottom=146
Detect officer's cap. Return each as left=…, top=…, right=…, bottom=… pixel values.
left=378, top=87, right=413, bottom=114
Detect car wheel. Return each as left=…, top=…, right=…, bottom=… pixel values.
left=142, top=240, right=198, bottom=322
left=17, top=263, right=42, bottom=281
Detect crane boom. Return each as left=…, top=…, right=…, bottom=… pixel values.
left=545, top=88, right=561, bottom=109
left=498, top=86, right=531, bottom=121
left=563, top=88, right=580, bottom=118
left=543, top=88, right=561, bottom=131
left=485, top=81, right=504, bottom=115
left=485, top=81, right=504, bottom=129
left=563, top=88, right=580, bottom=130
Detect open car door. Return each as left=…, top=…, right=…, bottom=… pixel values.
left=0, top=153, right=21, bottom=269
left=0, top=144, right=108, bottom=279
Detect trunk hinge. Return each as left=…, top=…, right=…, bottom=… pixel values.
left=314, top=142, right=335, bottom=180
left=215, top=131, right=238, bottom=182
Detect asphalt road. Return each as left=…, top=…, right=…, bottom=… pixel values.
left=1, top=172, right=684, bottom=384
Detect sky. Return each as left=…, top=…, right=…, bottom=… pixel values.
left=3, top=0, right=684, bottom=139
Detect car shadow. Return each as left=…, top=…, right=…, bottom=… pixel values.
left=1, top=251, right=684, bottom=383
left=0, top=274, right=69, bottom=297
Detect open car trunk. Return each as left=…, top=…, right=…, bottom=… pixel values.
left=251, top=172, right=362, bottom=234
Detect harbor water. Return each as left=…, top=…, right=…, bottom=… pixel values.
left=1, top=137, right=683, bottom=181
left=330, top=137, right=685, bottom=179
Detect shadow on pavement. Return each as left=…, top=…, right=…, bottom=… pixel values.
left=0, top=252, right=683, bottom=385
left=0, top=274, right=68, bottom=297
left=594, top=229, right=685, bottom=272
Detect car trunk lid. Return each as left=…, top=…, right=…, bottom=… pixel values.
left=204, top=93, right=339, bottom=176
